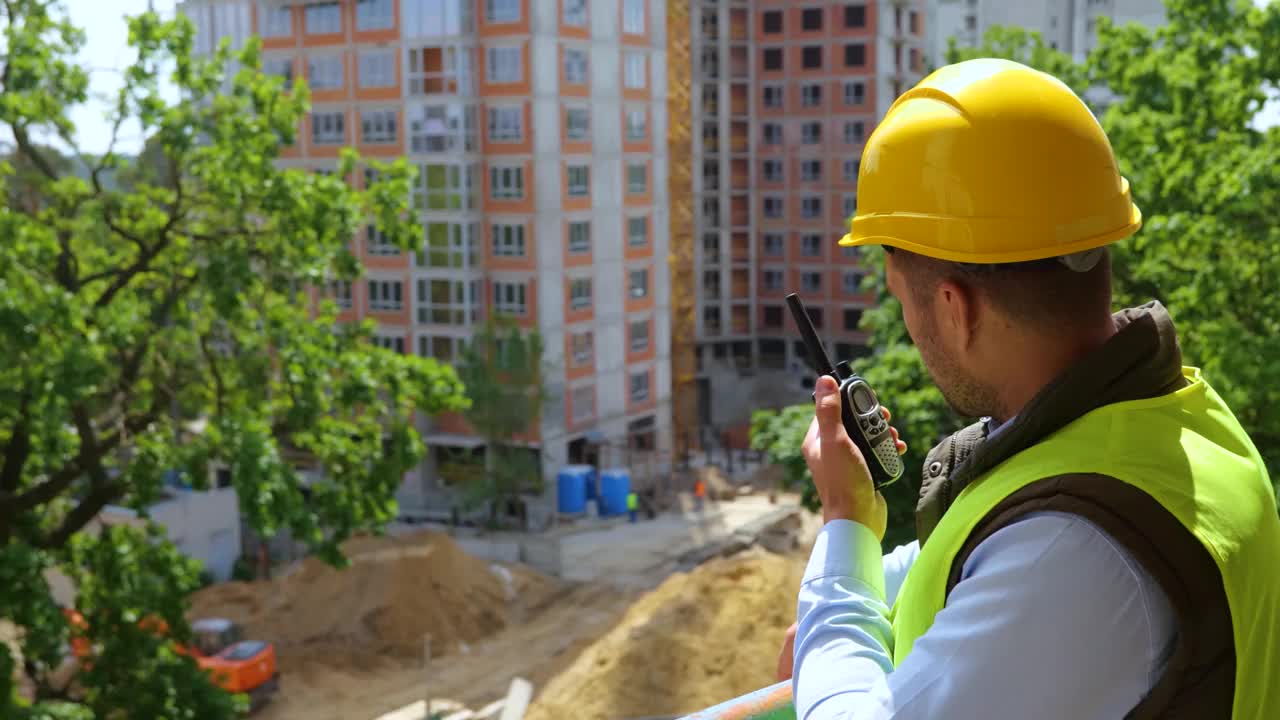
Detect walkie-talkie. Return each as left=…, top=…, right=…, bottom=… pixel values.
left=786, top=292, right=904, bottom=490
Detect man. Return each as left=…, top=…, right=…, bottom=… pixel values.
left=781, top=59, right=1280, bottom=719
left=627, top=490, right=638, bottom=523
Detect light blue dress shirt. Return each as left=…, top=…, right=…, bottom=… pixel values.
left=793, top=512, right=1177, bottom=719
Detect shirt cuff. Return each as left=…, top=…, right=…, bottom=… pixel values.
left=803, top=519, right=886, bottom=601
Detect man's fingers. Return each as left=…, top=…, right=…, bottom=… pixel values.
left=814, top=375, right=845, bottom=443
left=880, top=406, right=891, bottom=422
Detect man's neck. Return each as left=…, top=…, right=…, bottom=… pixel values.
left=992, top=315, right=1119, bottom=424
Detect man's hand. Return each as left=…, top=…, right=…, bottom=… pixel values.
left=801, top=375, right=905, bottom=539
left=777, top=621, right=798, bottom=681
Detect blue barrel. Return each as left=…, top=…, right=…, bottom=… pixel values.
left=557, top=466, right=590, bottom=514
left=599, top=468, right=631, bottom=516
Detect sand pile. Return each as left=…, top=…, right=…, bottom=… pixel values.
left=697, top=465, right=738, bottom=501
left=525, top=546, right=804, bottom=720
left=191, top=531, right=555, bottom=665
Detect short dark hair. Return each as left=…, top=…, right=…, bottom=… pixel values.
left=889, top=247, right=1113, bottom=329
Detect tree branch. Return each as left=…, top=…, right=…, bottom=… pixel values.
left=0, top=394, right=32, bottom=492
left=36, top=406, right=121, bottom=549
left=199, top=334, right=226, bottom=418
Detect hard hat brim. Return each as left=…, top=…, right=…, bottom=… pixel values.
left=838, top=202, right=1143, bottom=265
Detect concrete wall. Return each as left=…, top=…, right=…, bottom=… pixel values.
left=102, top=486, right=242, bottom=581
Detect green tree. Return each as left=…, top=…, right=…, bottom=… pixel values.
left=454, top=319, right=547, bottom=527
left=951, top=0, right=1280, bottom=490
left=0, top=1, right=467, bottom=716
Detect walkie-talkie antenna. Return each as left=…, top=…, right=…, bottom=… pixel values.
left=785, top=293, right=837, bottom=378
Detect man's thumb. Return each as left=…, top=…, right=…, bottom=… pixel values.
left=814, top=375, right=843, bottom=440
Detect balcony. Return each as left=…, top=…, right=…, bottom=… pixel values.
left=731, top=232, right=750, bottom=263
left=728, top=120, right=750, bottom=153
left=731, top=268, right=750, bottom=299
left=729, top=196, right=750, bottom=227
left=730, top=47, right=750, bottom=79
left=730, top=158, right=749, bottom=190
left=703, top=234, right=721, bottom=265
left=731, top=307, right=750, bottom=336
left=703, top=309, right=722, bottom=337
left=728, top=9, right=748, bottom=42
left=730, top=84, right=749, bottom=116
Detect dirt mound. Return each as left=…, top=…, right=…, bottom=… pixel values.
left=697, top=465, right=738, bottom=501
left=525, top=547, right=804, bottom=720
left=191, top=531, right=551, bottom=666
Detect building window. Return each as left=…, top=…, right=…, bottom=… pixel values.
left=843, top=271, right=864, bottom=295
left=844, top=120, right=865, bottom=144
left=416, top=277, right=479, bottom=324
left=808, top=307, right=824, bottom=329
left=260, top=5, right=292, bottom=37
left=909, top=10, right=920, bottom=34
left=965, top=14, right=977, bottom=31
left=801, top=196, right=823, bottom=219
left=801, top=122, right=821, bottom=144
left=763, top=48, right=783, bottom=71
left=490, top=165, right=524, bottom=200
left=843, top=159, right=859, bottom=182
left=841, top=245, right=860, bottom=259
left=763, top=269, right=783, bottom=290
left=844, top=81, right=865, bottom=105
left=844, top=44, right=866, bottom=67
left=843, top=193, right=857, bottom=217
left=308, top=55, right=343, bottom=90
left=623, top=0, right=645, bottom=34
left=763, top=123, right=783, bottom=144
left=311, top=111, right=345, bottom=144
left=564, top=0, right=587, bottom=26
left=629, top=319, right=650, bottom=352
left=417, top=336, right=464, bottom=363
left=629, top=268, right=649, bottom=299
left=703, top=306, right=721, bottom=333
left=763, top=233, right=784, bottom=256
left=492, top=281, right=527, bottom=315
left=408, top=46, right=474, bottom=96
left=419, top=221, right=479, bottom=268
left=801, top=8, right=823, bottom=31
left=800, top=272, right=822, bottom=293
left=553, top=108, right=585, bottom=144
left=486, top=46, right=521, bottom=83
left=570, top=331, right=593, bottom=367
left=630, top=371, right=650, bottom=403
left=801, top=83, right=822, bottom=107
left=571, top=385, right=594, bottom=421
left=563, top=47, right=588, bottom=85
left=626, top=163, right=647, bottom=194
left=361, top=109, right=397, bottom=143
left=762, top=10, right=782, bottom=33
left=800, top=159, right=822, bottom=182
left=358, top=50, right=395, bottom=88
left=624, top=52, right=646, bottom=89
left=486, top=0, right=519, bottom=23
left=844, top=5, right=866, bottom=28
left=569, top=276, right=592, bottom=309
left=844, top=307, right=864, bottom=331
left=368, top=280, right=404, bottom=311
left=703, top=269, right=721, bottom=299
left=801, top=234, right=822, bottom=257
left=628, top=216, right=648, bottom=247
left=488, top=106, right=523, bottom=142
left=329, top=280, right=352, bottom=309
left=568, top=220, right=591, bottom=252
left=356, top=0, right=394, bottom=30
left=802, top=46, right=822, bottom=69
left=492, top=223, right=525, bottom=257
left=625, top=109, right=647, bottom=141
left=366, top=225, right=399, bottom=256
left=763, top=195, right=784, bottom=218
left=416, top=166, right=477, bottom=211
left=305, top=2, right=342, bottom=34
left=762, top=84, right=784, bottom=108
left=266, top=57, right=294, bottom=88
left=762, top=159, right=783, bottom=182
left=763, top=305, right=783, bottom=329
left=373, top=334, right=406, bottom=354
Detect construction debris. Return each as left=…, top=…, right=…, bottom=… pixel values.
left=524, top=546, right=806, bottom=720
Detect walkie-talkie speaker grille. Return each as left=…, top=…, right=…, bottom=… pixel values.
left=872, top=438, right=903, bottom=484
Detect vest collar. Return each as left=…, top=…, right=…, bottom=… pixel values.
left=914, top=301, right=1187, bottom=546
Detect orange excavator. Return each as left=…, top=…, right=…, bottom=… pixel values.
left=61, top=610, right=279, bottom=713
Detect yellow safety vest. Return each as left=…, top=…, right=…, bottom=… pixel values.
left=890, top=367, right=1280, bottom=719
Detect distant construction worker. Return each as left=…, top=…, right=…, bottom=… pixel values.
left=627, top=491, right=638, bottom=524
left=693, top=477, right=706, bottom=513
left=778, top=59, right=1280, bottom=719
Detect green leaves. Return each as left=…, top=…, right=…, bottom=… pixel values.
left=0, top=1, right=467, bottom=715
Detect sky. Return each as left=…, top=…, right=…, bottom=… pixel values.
left=56, top=0, right=1280, bottom=153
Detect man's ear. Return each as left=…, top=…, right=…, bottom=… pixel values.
left=935, top=278, right=979, bottom=348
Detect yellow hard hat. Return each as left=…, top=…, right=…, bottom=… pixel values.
left=839, top=58, right=1141, bottom=264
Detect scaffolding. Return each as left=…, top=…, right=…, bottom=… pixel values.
left=668, top=0, right=699, bottom=460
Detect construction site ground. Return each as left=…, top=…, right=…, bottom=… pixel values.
left=195, top=489, right=810, bottom=720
